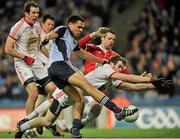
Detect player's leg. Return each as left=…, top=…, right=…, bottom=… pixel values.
left=44, top=81, right=57, bottom=97
left=15, top=98, right=62, bottom=138
left=68, top=71, right=138, bottom=121
left=48, top=62, right=85, bottom=138
left=15, top=61, right=39, bottom=115
left=62, top=85, right=85, bottom=138
left=26, top=99, right=52, bottom=120
left=35, top=94, right=46, bottom=108
left=56, top=111, right=70, bottom=132
left=25, top=82, right=39, bottom=114
left=82, top=99, right=102, bottom=127
left=35, top=84, right=47, bottom=108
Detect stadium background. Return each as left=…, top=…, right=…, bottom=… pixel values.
left=0, top=0, right=180, bottom=134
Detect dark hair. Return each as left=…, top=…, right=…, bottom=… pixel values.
left=67, top=14, right=84, bottom=24
left=109, top=56, right=127, bottom=65
left=106, top=28, right=116, bottom=35
left=42, top=14, right=55, bottom=23
left=24, top=1, right=39, bottom=13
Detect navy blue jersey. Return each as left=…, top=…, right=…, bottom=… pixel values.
left=49, top=26, right=80, bottom=66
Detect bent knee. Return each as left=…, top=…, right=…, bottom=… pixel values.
left=43, top=119, right=53, bottom=127
left=91, top=104, right=102, bottom=116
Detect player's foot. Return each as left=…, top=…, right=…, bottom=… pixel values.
left=46, top=125, right=61, bottom=136
left=71, top=127, right=82, bottom=138
left=15, top=118, right=28, bottom=138
left=24, top=129, right=37, bottom=138
left=79, top=123, right=84, bottom=129
left=36, top=126, right=43, bottom=135
left=115, top=106, right=138, bottom=121
left=24, top=130, right=37, bottom=138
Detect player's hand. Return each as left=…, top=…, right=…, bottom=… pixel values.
left=150, top=78, right=173, bottom=91
left=23, top=56, right=35, bottom=65
left=92, top=27, right=109, bottom=38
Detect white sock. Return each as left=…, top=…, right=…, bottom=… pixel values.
left=81, top=111, right=96, bottom=125
left=25, top=111, right=38, bottom=120
left=20, top=122, right=30, bottom=132
left=34, top=99, right=50, bottom=115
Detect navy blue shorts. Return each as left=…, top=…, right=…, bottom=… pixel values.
left=48, top=61, right=78, bottom=89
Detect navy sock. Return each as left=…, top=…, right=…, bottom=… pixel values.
left=100, top=96, right=122, bottom=114
left=71, top=119, right=81, bottom=136
left=72, top=119, right=81, bottom=129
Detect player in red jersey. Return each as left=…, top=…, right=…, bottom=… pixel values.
left=78, top=28, right=128, bottom=75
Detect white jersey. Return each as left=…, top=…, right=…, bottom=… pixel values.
left=9, top=18, right=40, bottom=58
left=85, top=64, right=123, bottom=89
left=53, top=64, right=123, bottom=106
left=10, top=18, right=49, bottom=84
left=35, top=22, right=51, bottom=67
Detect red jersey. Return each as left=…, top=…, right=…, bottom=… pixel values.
left=78, top=35, right=128, bottom=75
left=84, top=44, right=118, bottom=74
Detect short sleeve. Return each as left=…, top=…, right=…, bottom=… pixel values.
left=101, top=64, right=116, bottom=78
left=9, top=23, right=23, bottom=40
left=53, top=26, right=67, bottom=38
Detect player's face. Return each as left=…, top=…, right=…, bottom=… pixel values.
left=101, top=32, right=116, bottom=50
left=68, top=20, right=85, bottom=37
left=43, top=19, right=55, bottom=33
left=113, top=61, right=125, bottom=72
left=25, top=6, right=40, bottom=25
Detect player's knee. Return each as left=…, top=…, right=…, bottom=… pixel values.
left=43, top=118, right=53, bottom=126
left=26, top=86, right=39, bottom=100
left=91, top=104, right=102, bottom=117
left=28, top=93, right=38, bottom=102
left=74, top=97, right=85, bottom=108
left=44, top=82, right=56, bottom=95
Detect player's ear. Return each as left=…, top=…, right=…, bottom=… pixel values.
left=24, top=12, right=28, bottom=17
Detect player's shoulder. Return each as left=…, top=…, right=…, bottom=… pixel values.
left=113, top=51, right=119, bottom=55
left=10, top=18, right=27, bottom=34
left=102, top=63, right=112, bottom=69
left=86, top=44, right=100, bottom=50
left=96, top=64, right=112, bottom=71
left=53, top=25, right=67, bottom=32
left=11, top=18, right=25, bottom=29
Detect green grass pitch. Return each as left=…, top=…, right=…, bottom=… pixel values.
left=1, top=128, right=180, bottom=138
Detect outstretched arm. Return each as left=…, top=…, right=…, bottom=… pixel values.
left=42, top=31, right=58, bottom=41
left=78, top=27, right=108, bottom=48
left=118, top=82, right=155, bottom=91
left=111, top=72, right=151, bottom=83
left=74, top=48, right=105, bottom=64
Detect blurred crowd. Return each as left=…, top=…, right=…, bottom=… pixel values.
left=0, top=0, right=179, bottom=105
left=125, top=0, right=180, bottom=99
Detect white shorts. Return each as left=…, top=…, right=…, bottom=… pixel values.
left=14, top=56, right=48, bottom=85
left=36, top=51, right=49, bottom=69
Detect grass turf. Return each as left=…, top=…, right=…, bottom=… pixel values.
left=1, top=128, right=180, bottom=138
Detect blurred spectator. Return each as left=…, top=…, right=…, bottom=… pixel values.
left=126, top=0, right=180, bottom=98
